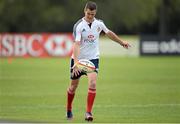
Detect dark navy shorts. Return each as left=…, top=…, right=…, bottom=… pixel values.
left=70, top=59, right=99, bottom=80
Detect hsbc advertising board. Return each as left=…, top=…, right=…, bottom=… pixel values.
left=140, top=35, right=180, bottom=56
left=0, top=33, right=74, bottom=57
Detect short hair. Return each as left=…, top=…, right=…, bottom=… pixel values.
left=85, top=1, right=97, bottom=11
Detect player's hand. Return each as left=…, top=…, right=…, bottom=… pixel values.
left=122, top=42, right=131, bottom=49
left=72, top=63, right=81, bottom=77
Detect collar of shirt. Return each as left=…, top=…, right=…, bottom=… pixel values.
left=83, top=17, right=96, bottom=24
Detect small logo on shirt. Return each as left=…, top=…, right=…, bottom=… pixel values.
left=82, top=28, right=86, bottom=32
left=88, top=35, right=94, bottom=39
left=84, top=35, right=96, bottom=43
left=97, top=27, right=101, bottom=32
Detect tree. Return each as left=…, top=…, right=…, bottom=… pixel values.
left=95, top=0, right=161, bottom=34
left=0, top=0, right=179, bottom=34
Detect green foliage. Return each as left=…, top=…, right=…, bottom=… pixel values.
left=165, top=0, right=180, bottom=34
left=0, top=0, right=179, bottom=34
left=96, top=0, right=161, bottom=31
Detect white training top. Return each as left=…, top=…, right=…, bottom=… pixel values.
left=72, top=17, right=109, bottom=60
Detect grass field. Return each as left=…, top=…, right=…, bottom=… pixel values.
left=0, top=57, right=180, bottom=123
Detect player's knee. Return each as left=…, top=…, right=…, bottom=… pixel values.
left=89, top=79, right=96, bottom=89
left=71, top=84, right=78, bottom=92
left=69, top=82, right=79, bottom=93
left=72, top=80, right=79, bottom=88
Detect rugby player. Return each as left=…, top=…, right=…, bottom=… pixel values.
left=66, top=1, right=131, bottom=121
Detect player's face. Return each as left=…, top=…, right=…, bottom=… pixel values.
left=84, top=9, right=96, bottom=22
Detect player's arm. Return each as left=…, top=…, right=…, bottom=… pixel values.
left=106, top=30, right=131, bottom=49
left=72, top=41, right=81, bottom=77
left=72, top=23, right=82, bottom=76
left=72, top=41, right=80, bottom=64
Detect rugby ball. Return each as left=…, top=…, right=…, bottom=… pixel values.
left=76, top=59, right=96, bottom=73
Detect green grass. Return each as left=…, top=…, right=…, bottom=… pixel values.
left=0, top=57, right=180, bottom=123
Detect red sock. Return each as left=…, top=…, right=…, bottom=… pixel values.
left=86, top=88, right=96, bottom=113
left=67, top=88, right=75, bottom=111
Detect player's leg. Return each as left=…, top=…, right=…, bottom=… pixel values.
left=67, top=58, right=82, bottom=119
left=85, top=72, right=97, bottom=121
left=67, top=79, right=79, bottom=119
